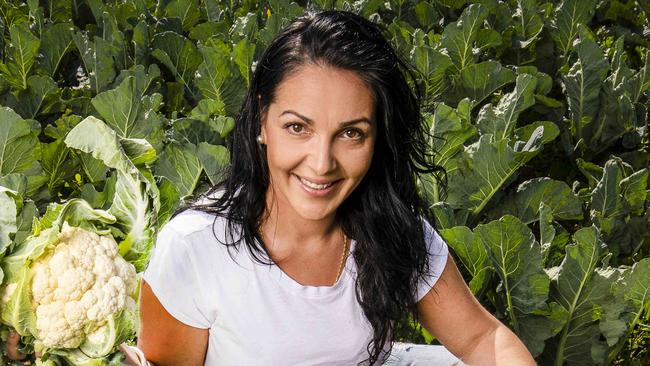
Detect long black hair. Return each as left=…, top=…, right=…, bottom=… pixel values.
left=187, top=10, right=445, bottom=365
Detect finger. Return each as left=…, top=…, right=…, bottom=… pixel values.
left=119, top=343, right=143, bottom=366
left=5, top=331, right=27, bottom=360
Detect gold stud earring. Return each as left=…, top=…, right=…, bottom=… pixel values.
left=256, top=135, right=265, bottom=144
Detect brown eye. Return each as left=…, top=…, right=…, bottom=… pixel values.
left=285, top=123, right=306, bottom=135
left=342, top=128, right=364, bottom=139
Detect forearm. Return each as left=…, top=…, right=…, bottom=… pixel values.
left=460, top=324, right=536, bottom=366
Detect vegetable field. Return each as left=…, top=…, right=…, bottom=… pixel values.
left=0, top=0, right=647, bottom=364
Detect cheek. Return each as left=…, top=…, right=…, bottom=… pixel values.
left=344, top=146, right=375, bottom=178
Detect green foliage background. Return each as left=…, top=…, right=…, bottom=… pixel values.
left=0, top=0, right=648, bottom=364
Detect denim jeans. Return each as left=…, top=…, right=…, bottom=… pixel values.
left=382, top=343, right=463, bottom=366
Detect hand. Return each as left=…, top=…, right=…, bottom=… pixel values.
left=5, top=331, right=27, bottom=361
left=119, top=343, right=151, bottom=366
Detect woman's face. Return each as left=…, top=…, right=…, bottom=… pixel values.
left=261, top=64, right=377, bottom=222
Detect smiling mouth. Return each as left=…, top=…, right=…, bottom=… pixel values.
left=296, top=175, right=337, bottom=190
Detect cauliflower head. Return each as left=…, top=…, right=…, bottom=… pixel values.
left=30, top=223, right=136, bottom=349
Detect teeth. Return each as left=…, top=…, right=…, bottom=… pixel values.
left=299, top=177, right=333, bottom=190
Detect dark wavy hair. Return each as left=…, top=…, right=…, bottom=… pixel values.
left=186, top=10, right=445, bottom=365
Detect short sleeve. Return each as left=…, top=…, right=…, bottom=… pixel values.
left=415, top=220, right=449, bottom=302
left=143, top=223, right=213, bottom=329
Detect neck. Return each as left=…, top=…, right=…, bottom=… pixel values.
left=260, top=191, right=341, bottom=257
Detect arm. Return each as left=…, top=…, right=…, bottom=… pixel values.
left=417, top=255, right=536, bottom=365
left=138, top=280, right=209, bottom=366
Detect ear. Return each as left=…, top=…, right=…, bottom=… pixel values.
left=259, top=109, right=268, bottom=141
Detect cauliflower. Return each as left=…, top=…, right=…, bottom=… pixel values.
left=29, top=223, right=137, bottom=349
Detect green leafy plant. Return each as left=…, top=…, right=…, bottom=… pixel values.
left=0, top=0, right=647, bottom=364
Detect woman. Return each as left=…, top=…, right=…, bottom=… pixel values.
left=136, top=10, right=535, bottom=365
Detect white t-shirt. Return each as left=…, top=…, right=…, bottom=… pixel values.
left=143, top=210, right=449, bottom=365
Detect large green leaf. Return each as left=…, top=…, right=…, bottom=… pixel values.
left=0, top=23, right=40, bottom=89
left=72, top=32, right=117, bottom=93
left=439, top=226, right=490, bottom=294
left=459, top=61, right=516, bottom=107
left=164, top=0, right=201, bottom=32
left=487, top=178, right=583, bottom=224
left=5, top=75, right=60, bottom=119
left=476, top=74, right=537, bottom=140
left=512, top=0, right=544, bottom=48
left=410, top=42, right=453, bottom=101
left=549, top=0, right=597, bottom=57
left=195, top=44, right=246, bottom=116
left=91, top=75, right=165, bottom=146
left=439, top=4, right=489, bottom=71
left=446, top=124, right=558, bottom=216
left=600, top=258, right=650, bottom=362
left=0, top=186, right=22, bottom=254
left=40, top=139, right=78, bottom=193
left=154, top=143, right=202, bottom=200
left=547, top=226, right=614, bottom=366
left=151, top=31, right=202, bottom=99
left=64, top=117, right=158, bottom=271
left=619, top=168, right=648, bottom=215
left=428, top=99, right=475, bottom=173
left=39, top=22, right=74, bottom=77
left=562, top=26, right=609, bottom=144
left=591, top=159, right=625, bottom=219
left=475, top=216, right=550, bottom=332
left=0, top=107, right=40, bottom=177
left=232, top=38, right=256, bottom=87
left=197, top=142, right=229, bottom=186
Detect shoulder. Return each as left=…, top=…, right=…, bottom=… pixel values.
left=161, top=209, right=219, bottom=237
left=420, top=217, right=447, bottom=256
left=154, top=209, right=236, bottom=261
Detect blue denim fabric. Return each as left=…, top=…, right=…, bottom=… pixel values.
left=382, top=343, right=462, bottom=366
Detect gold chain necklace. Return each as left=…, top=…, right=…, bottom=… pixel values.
left=333, top=233, right=349, bottom=284
left=259, top=228, right=349, bottom=285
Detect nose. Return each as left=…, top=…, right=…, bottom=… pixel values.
left=310, top=137, right=337, bottom=175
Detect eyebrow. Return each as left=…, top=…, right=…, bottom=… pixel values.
left=279, top=110, right=373, bottom=127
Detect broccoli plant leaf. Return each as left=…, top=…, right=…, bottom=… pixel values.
left=512, top=0, right=544, bottom=48
left=440, top=4, right=489, bottom=71
left=64, top=117, right=158, bottom=271
left=475, top=216, right=550, bottom=333
left=487, top=178, right=583, bottom=224
left=91, top=75, right=165, bottom=148
left=562, top=26, right=609, bottom=147
left=196, top=44, right=246, bottom=116
left=591, top=158, right=626, bottom=219
left=197, top=142, right=230, bottom=186
left=164, top=0, right=201, bottom=32
left=445, top=123, right=558, bottom=216
left=72, top=32, right=117, bottom=93
left=5, top=75, right=60, bottom=119
left=40, top=139, right=78, bottom=193
left=410, top=42, right=452, bottom=101
left=440, top=226, right=490, bottom=294
left=428, top=99, right=475, bottom=174
left=0, top=186, right=22, bottom=255
left=459, top=61, right=516, bottom=107
left=39, top=22, right=74, bottom=77
left=232, top=38, right=255, bottom=87
left=549, top=0, right=597, bottom=58
left=0, top=23, right=40, bottom=89
left=0, top=107, right=40, bottom=177
left=154, top=143, right=202, bottom=200
left=151, top=31, right=201, bottom=99
left=476, top=74, right=537, bottom=140
left=620, top=168, right=648, bottom=216
left=547, top=226, right=615, bottom=366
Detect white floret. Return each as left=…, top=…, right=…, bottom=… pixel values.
left=30, top=223, right=137, bottom=349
